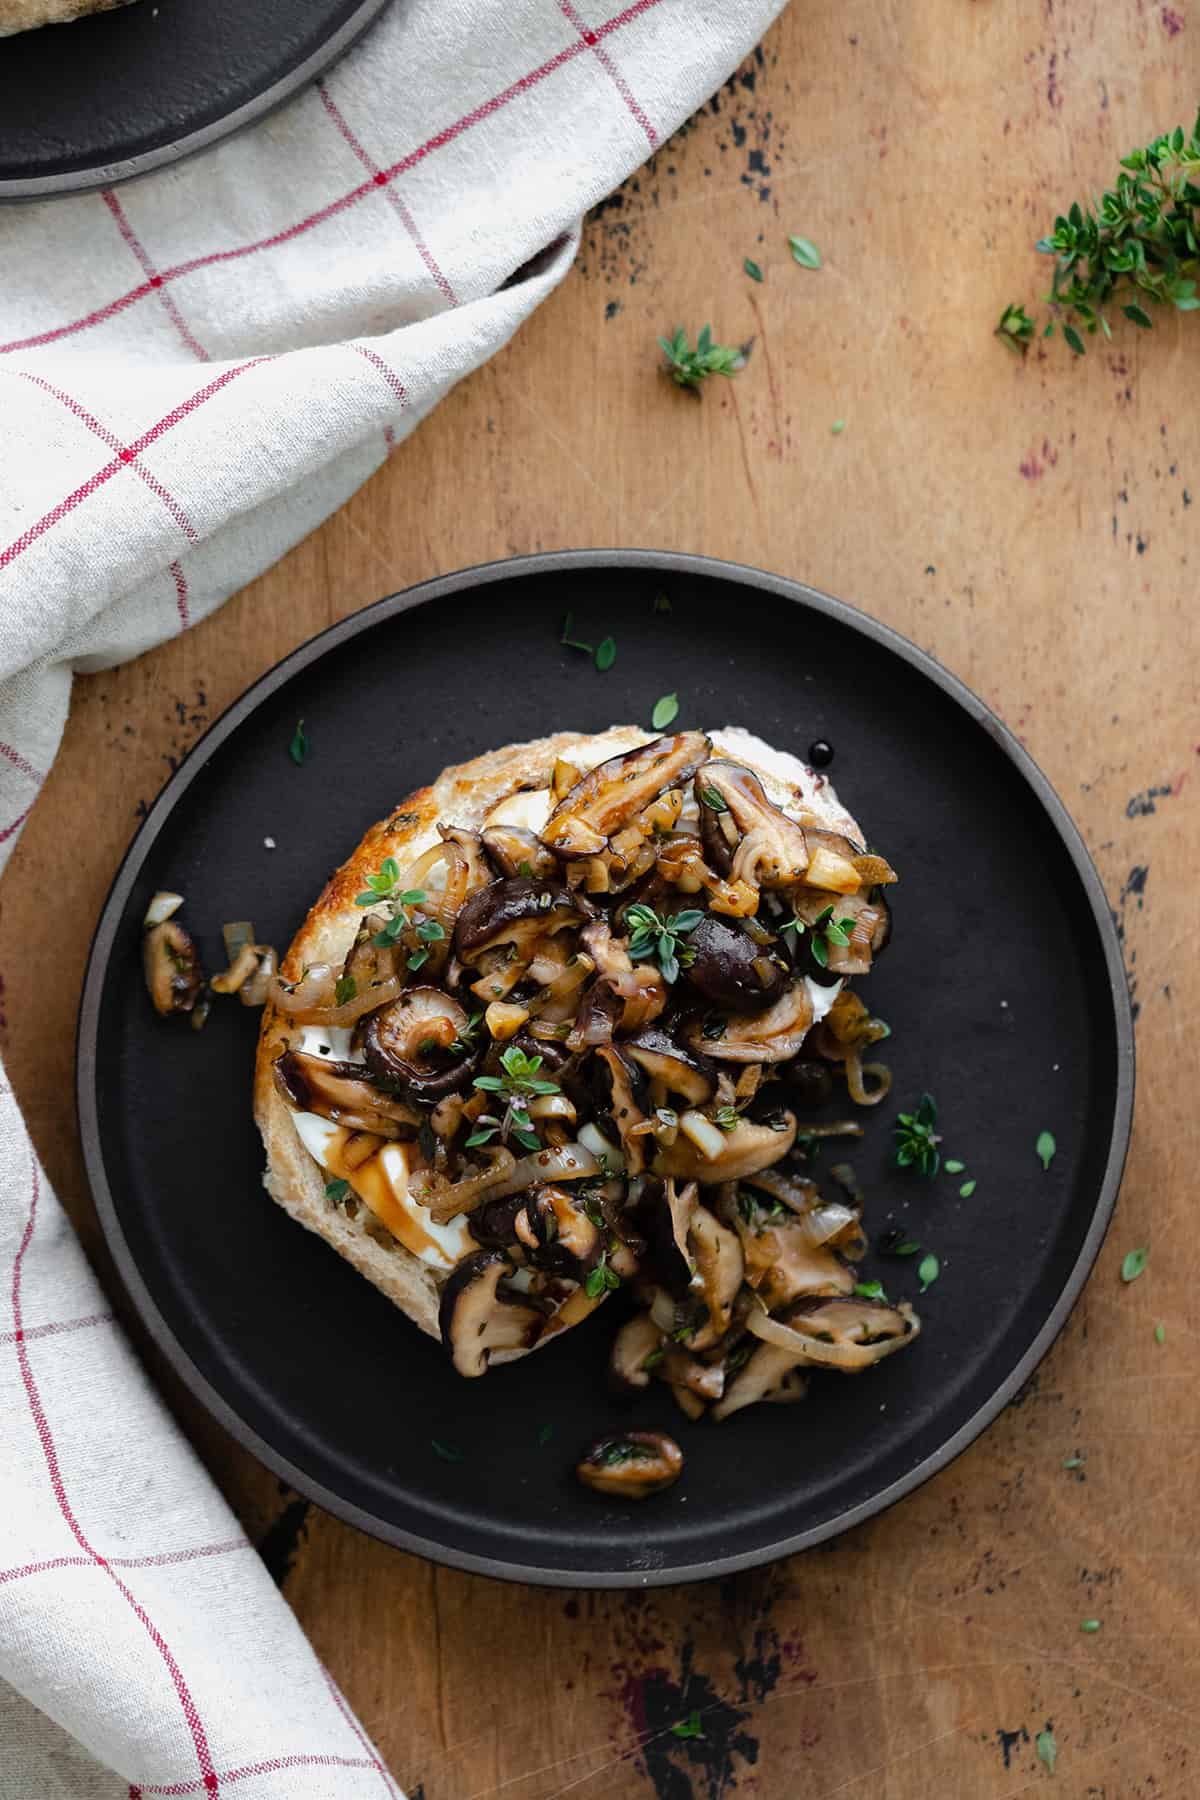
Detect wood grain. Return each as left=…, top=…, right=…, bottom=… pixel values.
left=4, top=3, right=1197, bottom=1793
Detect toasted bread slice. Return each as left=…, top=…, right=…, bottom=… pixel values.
left=0, top=0, right=132, bottom=35
left=254, top=725, right=862, bottom=1355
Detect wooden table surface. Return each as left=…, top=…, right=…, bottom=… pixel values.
left=7, top=4, right=1198, bottom=1794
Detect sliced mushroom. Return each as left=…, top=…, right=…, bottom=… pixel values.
left=688, top=1205, right=744, bottom=1346
left=695, top=763, right=810, bottom=890
left=653, top=1111, right=797, bottom=1184
left=637, top=1177, right=699, bottom=1296
left=580, top=920, right=667, bottom=1032
left=438, top=1248, right=548, bottom=1377
left=437, top=824, right=495, bottom=895
left=592, top=1044, right=651, bottom=1174
left=480, top=823, right=558, bottom=881
left=542, top=732, right=711, bottom=859
left=731, top=1200, right=856, bottom=1310
left=609, top=1311, right=666, bottom=1392
left=143, top=919, right=204, bottom=1017
left=681, top=914, right=788, bottom=1012
left=272, top=1049, right=423, bottom=1137
left=454, top=877, right=580, bottom=966
left=746, top=1294, right=920, bottom=1372
left=711, top=1342, right=809, bottom=1420
left=360, top=986, right=475, bottom=1099
left=684, top=979, right=814, bottom=1064
left=660, top=1348, right=725, bottom=1400
left=625, top=1029, right=717, bottom=1106
left=576, top=1430, right=683, bottom=1499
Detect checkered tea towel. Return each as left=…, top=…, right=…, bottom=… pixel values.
left=0, top=1, right=786, bottom=1794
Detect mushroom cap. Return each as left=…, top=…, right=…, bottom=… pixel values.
left=453, top=876, right=579, bottom=964
left=437, top=1247, right=548, bottom=1377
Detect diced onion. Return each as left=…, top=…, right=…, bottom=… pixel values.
left=679, top=1110, right=727, bottom=1161
left=144, top=891, right=184, bottom=928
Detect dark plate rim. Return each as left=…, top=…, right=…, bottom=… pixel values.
left=75, top=549, right=1135, bottom=1587
left=0, top=0, right=392, bottom=202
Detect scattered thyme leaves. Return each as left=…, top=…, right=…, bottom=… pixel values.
left=944, top=1158, right=965, bottom=1175
left=324, top=1177, right=351, bottom=1206
left=670, top=1712, right=705, bottom=1741
left=594, top=635, right=617, bottom=672
left=854, top=1279, right=889, bottom=1302
left=788, top=234, right=821, bottom=269
left=537, top=1423, right=554, bottom=1447
left=744, top=257, right=764, bottom=282
left=1063, top=1455, right=1085, bottom=1469
left=334, top=974, right=357, bottom=1006
left=658, top=324, right=745, bottom=390
left=1121, top=1246, right=1148, bottom=1283
left=1037, top=1129, right=1057, bottom=1170
left=651, top=692, right=680, bottom=730
left=995, top=301, right=1036, bottom=353
left=289, top=719, right=308, bottom=765
left=830, top=418, right=846, bottom=434
left=1155, top=1322, right=1166, bottom=1344
left=959, top=1178, right=977, bottom=1198
left=430, top=1439, right=463, bottom=1464
left=1035, top=1727, right=1057, bottom=1775
left=917, top=1252, right=940, bottom=1293
left=1081, top=1619, right=1101, bottom=1633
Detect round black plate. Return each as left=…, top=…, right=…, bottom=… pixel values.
left=77, top=552, right=1133, bottom=1587
left=0, top=0, right=391, bottom=200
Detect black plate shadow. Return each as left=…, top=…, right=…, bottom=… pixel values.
left=0, top=0, right=391, bottom=199
left=77, top=551, right=1133, bottom=1586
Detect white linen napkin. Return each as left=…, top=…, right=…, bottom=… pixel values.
left=0, top=1, right=786, bottom=1793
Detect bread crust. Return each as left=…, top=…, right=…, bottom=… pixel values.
left=0, top=0, right=131, bottom=36
left=253, top=725, right=862, bottom=1358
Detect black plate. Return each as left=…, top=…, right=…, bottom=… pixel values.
left=0, top=0, right=391, bottom=200
left=77, top=552, right=1133, bottom=1587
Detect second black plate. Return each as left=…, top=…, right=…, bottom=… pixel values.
left=77, top=552, right=1133, bottom=1585
left=0, top=0, right=391, bottom=199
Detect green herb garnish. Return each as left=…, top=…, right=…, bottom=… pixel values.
left=324, top=1177, right=351, bottom=1206
left=560, top=613, right=617, bottom=672
left=651, top=692, right=680, bottom=730
left=894, top=1093, right=941, bottom=1176
left=643, top=1346, right=665, bottom=1370
left=624, top=902, right=703, bottom=984
left=430, top=1439, right=463, bottom=1464
left=334, top=975, right=357, bottom=1006
left=1062, top=1455, right=1085, bottom=1469
left=744, top=257, right=764, bottom=282
left=1121, top=1246, right=1148, bottom=1283
left=788, top=234, right=822, bottom=269
left=830, top=418, right=846, bottom=434
left=699, top=784, right=728, bottom=813
left=1035, top=1728, right=1057, bottom=1775
left=1155, top=1322, right=1166, bottom=1344
left=917, top=1252, right=940, bottom=1293
left=670, top=1711, right=705, bottom=1741
left=473, top=1044, right=561, bottom=1152
left=854, top=1280, right=888, bottom=1302
left=537, top=1423, right=554, bottom=1447
left=658, top=324, right=745, bottom=389
left=995, top=301, right=1036, bottom=353
left=1080, top=1619, right=1101, bottom=1633
left=1036, top=1129, right=1057, bottom=1170
left=944, top=1159, right=965, bottom=1175
left=713, top=1104, right=740, bottom=1133
left=584, top=1254, right=622, bottom=1299
left=289, top=719, right=308, bottom=765
left=959, top=1178, right=977, bottom=1198
left=1005, top=117, right=1200, bottom=354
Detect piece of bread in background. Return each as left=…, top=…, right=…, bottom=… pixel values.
left=0, top=0, right=134, bottom=36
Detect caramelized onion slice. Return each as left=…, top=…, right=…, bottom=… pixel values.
left=418, top=1141, right=600, bottom=1224
left=746, top=1294, right=920, bottom=1372
left=542, top=732, right=711, bottom=859
left=269, top=964, right=406, bottom=1027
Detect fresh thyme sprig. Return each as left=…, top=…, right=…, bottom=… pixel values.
left=353, top=859, right=444, bottom=969
left=779, top=903, right=856, bottom=968
left=658, top=324, right=745, bottom=389
left=893, top=1093, right=941, bottom=1177
left=624, top=903, right=704, bottom=984
left=469, top=1045, right=561, bottom=1153
left=1000, top=115, right=1200, bottom=354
